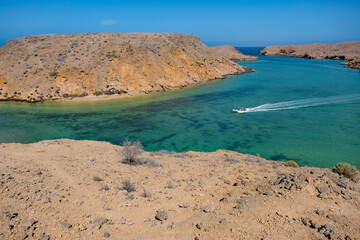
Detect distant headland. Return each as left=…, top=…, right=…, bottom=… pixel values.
left=260, top=41, right=360, bottom=69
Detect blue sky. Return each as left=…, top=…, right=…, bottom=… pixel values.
left=0, top=0, right=359, bottom=46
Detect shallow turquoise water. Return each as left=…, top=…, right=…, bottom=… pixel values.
left=0, top=47, right=359, bottom=168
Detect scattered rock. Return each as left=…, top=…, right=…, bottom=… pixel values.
left=103, top=232, right=110, bottom=238
left=119, top=217, right=126, bottom=224
left=23, top=219, right=36, bottom=229
left=202, top=204, right=215, bottom=213
left=39, top=232, right=50, bottom=240
left=155, top=208, right=168, bottom=221
left=196, top=222, right=203, bottom=229
left=179, top=203, right=190, bottom=208
left=316, top=185, right=331, bottom=198
left=55, top=221, right=72, bottom=229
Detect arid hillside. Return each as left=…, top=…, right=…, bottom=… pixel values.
left=0, top=33, right=253, bottom=102
left=0, top=139, right=359, bottom=239
left=260, top=41, right=360, bottom=69
left=210, top=45, right=258, bottom=61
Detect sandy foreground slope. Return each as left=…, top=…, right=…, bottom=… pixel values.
left=0, top=139, right=359, bottom=240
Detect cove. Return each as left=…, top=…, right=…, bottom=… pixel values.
left=0, top=47, right=359, bottom=168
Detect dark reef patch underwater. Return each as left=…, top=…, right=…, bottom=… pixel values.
left=1, top=48, right=359, bottom=168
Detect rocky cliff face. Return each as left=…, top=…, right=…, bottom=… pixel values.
left=260, top=41, right=360, bottom=67
left=0, top=33, right=253, bottom=102
left=210, top=45, right=258, bottom=61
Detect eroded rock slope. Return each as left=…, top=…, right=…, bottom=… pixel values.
left=210, top=45, right=258, bottom=61
left=0, top=33, right=253, bottom=102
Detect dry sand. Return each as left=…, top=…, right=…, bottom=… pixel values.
left=1, top=139, right=359, bottom=239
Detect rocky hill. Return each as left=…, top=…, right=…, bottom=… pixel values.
left=260, top=41, right=360, bottom=68
left=0, top=139, right=359, bottom=239
left=0, top=33, right=253, bottom=102
left=210, top=45, right=258, bottom=61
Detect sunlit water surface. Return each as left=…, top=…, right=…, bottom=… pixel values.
left=1, top=47, right=359, bottom=168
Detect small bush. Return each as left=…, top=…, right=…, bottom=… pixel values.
left=149, top=152, right=155, bottom=157
left=50, top=69, right=58, bottom=78
left=173, top=152, right=192, bottom=158
left=224, top=155, right=239, bottom=163
left=140, top=156, right=161, bottom=167
left=93, top=175, right=103, bottom=181
left=334, top=163, right=358, bottom=179
left=106, top=51, right=118, bottom=59
left=121, top=180, right=136, bottom=193
left=283, top=160, right=299, bottom=168
left=155, top=150, right=172, bottom=156
left=141, top=189, right=152, bottom=198
left=126, top=194, right=134, bottom=200
left=122, top=140, right=144, bottom=165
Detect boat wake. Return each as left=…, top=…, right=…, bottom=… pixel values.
left=242, top=94, right=360, bottom=113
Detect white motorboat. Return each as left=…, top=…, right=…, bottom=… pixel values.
left=232, top=107, right=247, bottom=113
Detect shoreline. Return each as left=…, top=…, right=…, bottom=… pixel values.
left=1, top=71, right=253, bottom=103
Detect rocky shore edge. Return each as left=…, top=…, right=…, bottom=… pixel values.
left=259, top=41, right=360, bottom=69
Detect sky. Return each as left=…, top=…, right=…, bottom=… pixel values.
left=0, top=0, right=359, bottom=47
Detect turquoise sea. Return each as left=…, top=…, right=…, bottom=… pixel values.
left=0, top=47, right=359, bottom=168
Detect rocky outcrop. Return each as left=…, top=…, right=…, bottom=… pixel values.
left=260, top=41, right=360, bottom=68
left=210, top=45, right=258, bottom=61
left=0, top=33, right=254, bottom=102
left=341, top=58, right=360, bottom=69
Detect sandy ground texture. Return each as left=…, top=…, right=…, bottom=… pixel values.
left=260, top=41, right=360, bottom=62
left=0, top=33, right=253, bottom=102
left=210, top=45, right=258, bottom=62
left=0, top=139, right=359, bottom=240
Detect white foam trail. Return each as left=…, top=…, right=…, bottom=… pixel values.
left=243, top=94, right=360, bottom=113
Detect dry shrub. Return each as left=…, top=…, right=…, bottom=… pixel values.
left=283, top=160, right=299, bottom=168
left=334, top=163, right=358, bottom=180
left=122, top=140, right=144, bottom=165
left=121, top=180, right=136, bottom=193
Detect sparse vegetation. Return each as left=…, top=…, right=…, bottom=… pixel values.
left=121, top=179, right=136, bottom=192
left=283, top=160, right=299, bottom=168
left=224, top=155, right=239, bottom=163
left=334, top=163, right=358, bottom=179
left=121, top=140, right=144, bottom=165
left=149, top=152, right=155, bottom=156
left=106, top=51, right=118, bottom=59
left=140, top=156, right=161, bottom=167
left=49, top=69, right=58, bottom=78
left=93, top=175, right=103, bottom=181
left=141, top=189, right=152, bottom=198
